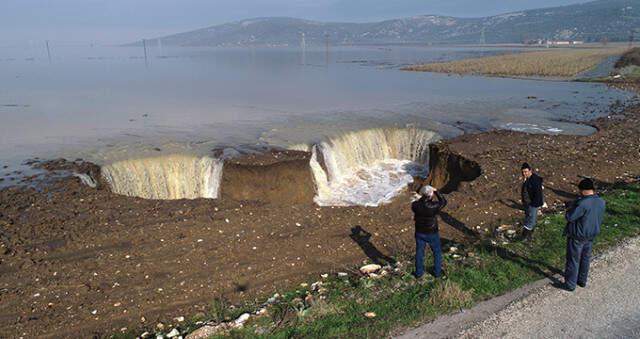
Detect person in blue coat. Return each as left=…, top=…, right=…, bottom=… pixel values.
left=562, top=178, right=606, bottom=291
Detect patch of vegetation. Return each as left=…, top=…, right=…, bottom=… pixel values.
left=117, top=183, right=640, bottom=339
left=614, top=47, right=640, bottom=68
left=404, top=48, right=626, bottom=78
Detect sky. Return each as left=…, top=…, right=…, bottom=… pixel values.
left=0, top=0, right=593, bottom=44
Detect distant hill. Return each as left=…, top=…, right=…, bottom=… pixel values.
left=137, top=0, right=640, bottom=46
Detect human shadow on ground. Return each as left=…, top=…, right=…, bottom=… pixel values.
left=499, top=199, right=525, bottom=211
left=349, top=226, right=396, bottom=265
left=480, top=242, right=564, bottom=285
left=545, top=185, right=579, bottom=200
left=439, top=211, right=479, bottom=239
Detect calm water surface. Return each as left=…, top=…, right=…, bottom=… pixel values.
left=0, top=45, right=635, bottom=179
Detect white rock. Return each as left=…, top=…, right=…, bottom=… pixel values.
left=174, top=316, right=185, bottom=322
left=234, top=313, right=250, bottom=327
left=167, top=328, right=180, bottom=338
left=337, top=272, right=348, bottom=277
left=364, top=311, right=376, bottom=318
left=185, top=325, right=218, bottom=339
left=359, top=264, right=382, bottom=274
left=320, top=273, right=329, bottom=279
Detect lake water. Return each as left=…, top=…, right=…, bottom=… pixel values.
left=0, top=45, right=636, bottom=197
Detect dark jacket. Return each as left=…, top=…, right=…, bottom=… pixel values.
left=411, top=192, right=447, bottom=234
left=522, top=173, right=544, bottom=208
left=564, top=194, right=606, bottom=241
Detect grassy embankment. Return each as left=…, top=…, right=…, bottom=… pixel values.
left=120, top=183, right=640, bottom=338
left=404, top=47, right=626, bottom=78
left=581, top=47, right=640, bottom=82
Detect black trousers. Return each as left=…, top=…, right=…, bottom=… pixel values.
left=564, top=238, right=593, bottom=290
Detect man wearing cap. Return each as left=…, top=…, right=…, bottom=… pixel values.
left=520, top=163, right=544, bottom=241
left=411, top=185, right=447, bottom=278
left=562, top=178, right=606, bottom=291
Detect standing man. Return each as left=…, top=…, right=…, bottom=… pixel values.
left=411, top=185, right=447, bottom=278
left=562, top=178, right=606, bottom=291
left=520, top=163, right=544, bottom=241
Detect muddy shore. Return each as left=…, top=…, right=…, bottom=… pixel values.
left=2, top=85, right=640, bottom=338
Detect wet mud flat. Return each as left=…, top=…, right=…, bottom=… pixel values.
left=2, top=86, right=640, bottom=337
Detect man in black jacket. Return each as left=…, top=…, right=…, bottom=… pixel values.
left=520, top=163, right=544, bottom=241
left=411, top=185, right=447, bottom=278
left=562, top=178, right=606, bottom=291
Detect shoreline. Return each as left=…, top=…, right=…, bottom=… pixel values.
left=2, top=84, right=640, bottom=337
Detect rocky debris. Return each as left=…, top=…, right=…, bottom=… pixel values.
left=364, top=311, right=377, bottom=318
left=185, top=313, right=251, bottom=339
left=360, top=264, right=382, bottom=275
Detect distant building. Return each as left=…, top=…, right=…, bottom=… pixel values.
left=546, top=40, right=584, bottom=46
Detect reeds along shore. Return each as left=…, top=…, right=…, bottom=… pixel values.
left=405, top=47, right=627, bottom=78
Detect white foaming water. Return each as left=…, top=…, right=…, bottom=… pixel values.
left=101, top=154, right=223, bottom=200
left=309, top=128, right=439, bottom=206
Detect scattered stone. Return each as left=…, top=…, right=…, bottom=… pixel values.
left=174, top=316, right=185, bottom=322
left=320, top=273, right=329, bottom=279
left=166, top=328, right=180, bottom=338
left=359, top=264, right=382, bottom=274
left=364, top=312, right=376, bottom=318
left=234, top=313, right=250, bottom=327
left=337, top=272, right=348, bottom=277
left=186, top=325, right=218, bottom=339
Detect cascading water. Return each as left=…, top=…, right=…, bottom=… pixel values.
left=101, top=154, right=223, bottom=200
left=308, top=128, right=439, bottom=206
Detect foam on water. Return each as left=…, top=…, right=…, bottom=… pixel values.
left=309, top=128, right=439, bottom=206
left=101, top=154, right=223, bottom=200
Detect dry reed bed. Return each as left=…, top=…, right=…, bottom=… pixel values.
left=405, top=48, right=627, bottom=77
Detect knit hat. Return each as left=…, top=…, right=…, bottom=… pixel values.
left=578, top=178, right=595, bottom=191
left=521, top=162, right=532, bottom=170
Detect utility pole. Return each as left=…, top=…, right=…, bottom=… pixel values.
left=300, top=33, right=306, bottom=65
left=142, top=39, right=149, bottom=67
left=325, top=33, right=330, bottom=66
left=45, top=40, right=52, bottom=64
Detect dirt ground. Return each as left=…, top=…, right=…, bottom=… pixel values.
left=1, top=85, right=640, bottom=338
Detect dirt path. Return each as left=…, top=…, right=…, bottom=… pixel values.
left=461, top=237, right=640, bottom=338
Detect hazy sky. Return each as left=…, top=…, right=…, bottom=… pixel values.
left=0, top=0, right=593, bottom=44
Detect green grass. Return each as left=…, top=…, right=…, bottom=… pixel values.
left=119, top=184, right=640, bottom=339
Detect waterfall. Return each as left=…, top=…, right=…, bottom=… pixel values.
left=309, top=128, right=439, bottom=206
left=101, top=154, right=223, bottom=200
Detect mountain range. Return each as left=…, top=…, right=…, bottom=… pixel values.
left=138, top=0, right=640, bottom=46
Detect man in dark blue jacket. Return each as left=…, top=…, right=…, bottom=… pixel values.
left=520, top=163, right=544, bottom=241
left=411, top=185, right=447, bottom=278
left=562, top=178, right=606, bottom=291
